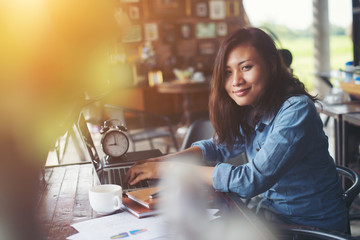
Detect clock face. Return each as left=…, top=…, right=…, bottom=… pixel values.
left=101, top=130, right=129, bottom=157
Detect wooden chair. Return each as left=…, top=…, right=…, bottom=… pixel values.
left=279, top=225, right=357, bottom=240
left=337, top=165, right=360, bottom=236
left=337, top=165, right=360, bottom=210
left=279, top=165, right=360, bottom=239
left=180, top=117, right=214, bottom=151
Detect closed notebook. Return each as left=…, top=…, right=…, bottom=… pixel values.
left=126, top=187, right=159, bottom=209
left=122, top=197, right=160, bottom=218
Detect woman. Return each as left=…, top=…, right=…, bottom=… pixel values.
left=125, top=27, right=348, bottom=233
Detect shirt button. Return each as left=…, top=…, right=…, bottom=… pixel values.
left=256, top=148, right=260, bottom=151
left=258, top=129, right=263, bottom=133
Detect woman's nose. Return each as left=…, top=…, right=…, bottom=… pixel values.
left=232, top=71, right=244, bottom=86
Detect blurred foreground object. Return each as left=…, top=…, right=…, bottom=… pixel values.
left=158, top=156, right=267, bottom=240
left=0, top=0, right=129, bottom=239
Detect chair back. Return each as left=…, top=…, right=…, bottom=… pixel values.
left=180, top=118, right=214, bottom=150
left=336, top=165, right=360, bottom=208
left=277, top=165, right=360, bottom=238
left=279, top=225, right=356, bottom=240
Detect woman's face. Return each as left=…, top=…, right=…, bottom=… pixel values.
left=224, top=43, right=269, bottom=106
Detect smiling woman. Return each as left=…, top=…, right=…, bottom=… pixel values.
left=0, top=1, right=129, bottom=239
left=124, top=27, right=349, bottom=234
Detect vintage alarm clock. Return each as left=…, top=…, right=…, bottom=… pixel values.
left=100, top=119, right=129, bottom=159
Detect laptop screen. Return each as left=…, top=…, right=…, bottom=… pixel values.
left=77, top=112, right=102, bottom=171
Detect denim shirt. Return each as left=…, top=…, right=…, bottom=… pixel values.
left=192, top=95, right=348, bottom=233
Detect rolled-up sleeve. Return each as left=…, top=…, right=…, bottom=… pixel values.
left=212, top=163, right=234, bottom=191
left=191, top=138, right=245, bottom=164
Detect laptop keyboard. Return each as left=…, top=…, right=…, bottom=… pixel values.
left=104, top=167, right=149, bottom=191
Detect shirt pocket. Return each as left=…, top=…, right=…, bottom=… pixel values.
left=254, top=132, right=266, bottom=152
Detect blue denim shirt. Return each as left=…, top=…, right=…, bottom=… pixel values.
left=192, top=95, right=348, bottom=233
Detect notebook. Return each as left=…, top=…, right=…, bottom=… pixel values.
left=122, top=197, right=161, bottom=218
left=77, top=112, right=162, bottom=192
left=126, top=187, right=159, bottom=209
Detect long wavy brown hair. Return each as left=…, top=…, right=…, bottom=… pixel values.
left=209, top=27, right=317, bottom=148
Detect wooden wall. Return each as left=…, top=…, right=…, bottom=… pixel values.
left=106, top=0, right=250, bottom=122
left=117, top=0, right=250, bottom=80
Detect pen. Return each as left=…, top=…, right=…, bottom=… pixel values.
left=149, top=191, right=162, bottom=199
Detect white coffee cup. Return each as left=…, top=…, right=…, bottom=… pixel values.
left=89, top=184, right=122, bottom=215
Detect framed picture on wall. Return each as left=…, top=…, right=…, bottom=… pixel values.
left=195, top=22, right=216, bottom=39
left=198, top=40, right=217, bottom=55
left=122, top=25, right=142, bottom=43
left=128, top=4, right=141, bottom=20
left=148, top=70, right=163, bottom=86
left=162, top=23, right=177, bottom=44
left=209, top=0, right=225, bottom=20
left=145, top=23, right=159, bottom=41
left=179, top=23, right=193, bottom=39
left=194, top=1, right=208, bottom=18
left=216, top=22, right=228, bottom=36
left=226, top=0, right=240, bottom=17
left=144, top=0, right=186, bottom=19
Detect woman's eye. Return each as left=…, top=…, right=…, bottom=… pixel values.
left=225, top=69, right=232, bottom=77
left=242, top=65, right=253, bottom=71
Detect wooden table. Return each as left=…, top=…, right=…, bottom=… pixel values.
left=341, top=82, right=360, bottom=98
left=37, top=163, right=98, bottom=240
left=37, top=162, right=277, bottom=240
left=316, top=101, right=360, bottom=166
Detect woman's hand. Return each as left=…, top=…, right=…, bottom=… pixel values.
left=125, top=161, right=214, bottom=186
left=125, top=161, right=170, bottom=185
left=126, top=146, right=206, bottom=185
left=125, top=154, right=176, bottom=185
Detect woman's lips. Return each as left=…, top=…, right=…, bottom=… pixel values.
left=233, top=87, right=251, bottom=97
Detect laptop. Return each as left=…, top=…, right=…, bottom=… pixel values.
left=77, top=112, right=162, bottom=192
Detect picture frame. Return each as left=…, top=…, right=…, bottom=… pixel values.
left=128, top=4, right=141, bottom=20
left=122, top=25, right=142, bottom=43
left=194, top=1, right=208, bottom=18
left=226, top=0, right=240, bottom=17
left=162, top=23, right=177, bottom=44
left=195, top=22, right=216, bottom=39
left=216, top=22, right=228, bottom=36
left=145, top=23, right=159, bottom=41
left=198, top=40, right=217, bottom=55
left=209, top=0, right=225, bottom=20
left=144, top=0, right=186, bottom=19
left=179, top=23, right=193, bottom=39
left=148, top=70, right=163, bottom=87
